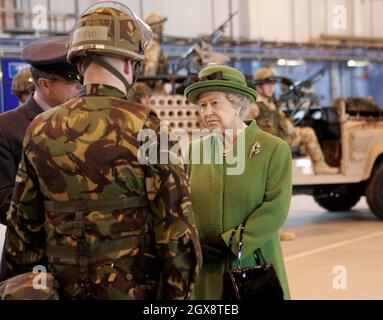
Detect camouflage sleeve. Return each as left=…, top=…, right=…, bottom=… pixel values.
left=141, top=113, right=202, bottom=300
left=4, top=132, right=47, bottom=278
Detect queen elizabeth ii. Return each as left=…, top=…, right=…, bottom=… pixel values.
left=184, top=64, right=292, bottom=300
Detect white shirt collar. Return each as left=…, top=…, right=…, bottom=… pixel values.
left=32, top=91, right=53, bottom=112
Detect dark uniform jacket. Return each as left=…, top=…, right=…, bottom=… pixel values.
left=0, top=95, right=42, bottom=224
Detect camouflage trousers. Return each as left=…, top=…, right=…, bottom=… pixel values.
left=286, top=127, right=325, bottom=162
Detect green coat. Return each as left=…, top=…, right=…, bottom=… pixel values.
left=186, top=121, right=292, bottom=300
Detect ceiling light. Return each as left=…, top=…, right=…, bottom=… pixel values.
left=277, top=59, right=304, bottom=66
left=347, top=60, right=369, bottom=67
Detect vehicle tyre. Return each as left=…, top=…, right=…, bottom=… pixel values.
left=366, top=162, right=383, bottom=220
left=313, top=191, right=361, bottom=212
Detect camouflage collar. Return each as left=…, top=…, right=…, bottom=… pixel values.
left=79, top=84, right=127, bottom=99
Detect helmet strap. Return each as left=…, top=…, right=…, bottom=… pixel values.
left=132, top=61, right=141, bottom=83
left=83, top=54, right=134, bottom=95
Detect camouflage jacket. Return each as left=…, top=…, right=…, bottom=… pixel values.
left=255, top=97, right=282, bottom=138
left=246, top=94, right=293, bottom=140
left=4, top=84, right=201, bottom=300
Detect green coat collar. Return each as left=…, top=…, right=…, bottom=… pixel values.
left=194, top=120, right=262, bottom=166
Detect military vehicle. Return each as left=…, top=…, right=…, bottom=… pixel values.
left=282, top=73, right=383, bottom=220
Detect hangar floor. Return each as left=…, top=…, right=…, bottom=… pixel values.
left=283, top=195, right=383, bottom=300
left=0, top=195, right=382, bottom=300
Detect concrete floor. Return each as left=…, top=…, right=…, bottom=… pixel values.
left=282, top=195, right=383, bottom=300
left=0, top=195, right=382, bottom=300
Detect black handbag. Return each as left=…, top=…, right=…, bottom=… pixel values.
left=223, top=224, right=285, bottom=300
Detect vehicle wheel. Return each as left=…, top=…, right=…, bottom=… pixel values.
left=366, top=162, right=383, bottom=220
left=314, top=192, right=361, bottom=211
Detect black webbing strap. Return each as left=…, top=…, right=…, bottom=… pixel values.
left=46, top=236, right=142, bottom=260
left=73, top=206, right=89, bottom=298
left=44, top=196, right=148, bottom=299
left=44, top=196, right=148, bottom=213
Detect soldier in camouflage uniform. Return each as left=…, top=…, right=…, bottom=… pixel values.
left=4, top=2, right=201, bottom=300
left=11, top=68, right=35, bottom=105
left=246, top=68, right=338, bottom=175
left=143, top=12, right=168, bottom=94
left=143, top=12, right=168, bottom=77
left=128, top=82, right=152, bottom=105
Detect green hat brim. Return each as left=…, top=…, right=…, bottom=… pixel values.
left=184, top=80, right=257, bottom=104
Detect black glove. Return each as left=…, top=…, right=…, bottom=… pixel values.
left=200, top=244, right=224, bottom=264
left=200, top=235, right=230, bottom=264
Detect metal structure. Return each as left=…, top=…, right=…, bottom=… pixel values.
left=0, top=0, right=77, bottom=36
left=162, top=37, right=383, bottom=64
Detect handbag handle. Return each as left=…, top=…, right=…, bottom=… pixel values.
left=228, top=222, right=267, bottom=269
left=228, top=225, right=239, bottom=269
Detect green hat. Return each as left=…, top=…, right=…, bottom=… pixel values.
left=184, top=64, right=257, bottom=104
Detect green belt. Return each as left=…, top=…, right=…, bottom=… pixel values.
left=44, top=196, right=148, bottom=213
left=47, top=236, right=141, bottom=259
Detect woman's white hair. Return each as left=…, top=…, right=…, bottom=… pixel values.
left=225, top=93, right=251, bottom=119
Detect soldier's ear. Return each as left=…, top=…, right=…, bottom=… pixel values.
left=38, top=78, right=49, bottom=91
left=76, top=59, right=85, bottom=75
left=123, top=58, right=132, bottom=76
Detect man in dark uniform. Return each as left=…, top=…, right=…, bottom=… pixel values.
left=0, top=36, right=81, bottom=280
left=0, top=36, right=82, bottom=224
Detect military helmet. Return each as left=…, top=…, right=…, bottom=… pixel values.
left=253, top=68, right=277, bottom=82
left=11, top=68, right=35, bottom=97
left=184, top=64, right=257, bottom=104
left=67, top=1, right=153, bottom=64
left=145, top=12, right=167, bottom=29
